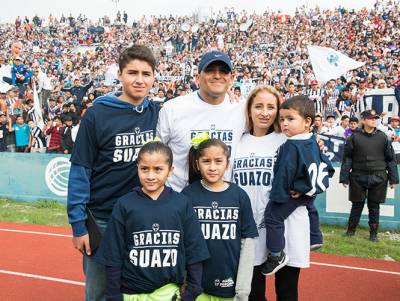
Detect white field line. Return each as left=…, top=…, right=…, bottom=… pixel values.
left=0, top=228, right=71, bottom=237
left=310, top=261, right=400, bottom=276
left=1, top=227, right=400, bottom=276
left=0, top=269, right=84, bottom=286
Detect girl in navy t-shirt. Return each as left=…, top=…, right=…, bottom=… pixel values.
left=94, top=141, right=209, bottom=301
left=182, top=136, right=258, bottom=301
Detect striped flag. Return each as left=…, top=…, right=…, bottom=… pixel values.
left=33, top=83, right=45, bottom=130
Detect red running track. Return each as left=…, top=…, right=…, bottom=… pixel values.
left=0, top=222, right=399, bottom=301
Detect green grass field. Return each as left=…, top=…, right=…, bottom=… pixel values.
left=1, top=198, right=399, bottom=261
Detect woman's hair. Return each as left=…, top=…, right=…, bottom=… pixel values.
left=280, top=95, right=315, bottom=125
left=137, top=141, right=173, bottom=168
left=245, top=85, right=282, bottom=134
left=188, top=138, right=229, bottom=184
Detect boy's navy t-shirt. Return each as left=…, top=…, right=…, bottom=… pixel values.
left=94, top=187, right=209, bottom=294
left=270, top=134, right=335, bottom=203
left=182, top=181, right=258, bottom=298
left=70, top=100, right=159, bottom=219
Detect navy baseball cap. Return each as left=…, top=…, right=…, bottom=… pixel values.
left=360, top=110, right=380, bottom=119
left=198, top=51, right=233, bottom=72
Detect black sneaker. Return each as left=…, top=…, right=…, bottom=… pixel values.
left=261, top=252, right=289, bottom=276
left=310, top=243, right=323, bottom=251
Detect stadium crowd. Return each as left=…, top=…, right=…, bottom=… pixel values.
left=0, top=0, right=400, bottom=154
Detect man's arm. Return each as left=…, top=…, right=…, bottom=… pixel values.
left=61, top=127, right=68, bottom=153
left=8, top=116, right=14, bottom=132
left=157, top=106, right=172, bottom=144
left=339, top=135, right=354, bottom=186
left=67, top=163, right=92, bottom=255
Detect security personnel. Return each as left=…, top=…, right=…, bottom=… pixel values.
left=340, top=110, right=398, bottom=241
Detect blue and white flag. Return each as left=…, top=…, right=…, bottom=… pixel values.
left=364, top=88, right=399, bottom=124
left=319, top=134, right=345, bottom=163
left=307, top=45, right=365, bottom=83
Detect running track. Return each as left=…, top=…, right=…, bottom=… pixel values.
left=0, top=222, right=399, bottom=300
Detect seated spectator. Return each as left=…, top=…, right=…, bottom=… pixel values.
left=11, top=56, right=32, bottom=98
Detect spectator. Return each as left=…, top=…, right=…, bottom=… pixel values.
left=0, top=112, right=7, bottom=151
left=306, top=80, right=325, bottom=116
left=388, top=116, right=400, bottom=140
left=327, top=115, right=350, bottom=138
left=11, top=56, right=32, bottom=98
left=65, top=78, right=93, bottom=111
left=312, top=114, right=329, bottom=134
left=8, top=115, right=29, bottom=152
left=46, top=98, right=61, bottom=120
left=28, top=120, right=46, bottom=153
left=344, top=117, right=360, bottom=138
left=61, top=116, right=74, bottom=154
left=36, top=69, right=53, bottom=108
left=45, top=116, right=62, bottom=153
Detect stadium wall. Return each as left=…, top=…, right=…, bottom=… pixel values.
left=0, top=153, right=399, bottom=230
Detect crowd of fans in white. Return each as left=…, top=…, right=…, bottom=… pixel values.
left=0, top=0, right=399, bottom=154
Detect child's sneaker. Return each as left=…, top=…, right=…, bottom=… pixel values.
left=310, top=243, right=323, bottom=251
left=261, top=251, right=289, bottom=275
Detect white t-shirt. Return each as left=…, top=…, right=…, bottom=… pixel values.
left=157, top=92, right=246, bottom=191
left=232, top=132, right=310, bottom=268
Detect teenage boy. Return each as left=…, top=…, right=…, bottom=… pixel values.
left=340, top=110, right=399, bottom=241
left=67, top=45, right=160, bottom=301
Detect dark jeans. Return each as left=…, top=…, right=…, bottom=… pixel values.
left=265, top=198, right=310, bottom=253
left=307, top=200, right=323, bottom=245
left=15, top=145, right=27, bottom=153
left=249, top=264, right=300, bottom=301
left=46, top=148, right=61, bottom=154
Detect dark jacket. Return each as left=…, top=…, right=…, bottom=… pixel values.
left=61, top=126, right=73, bottom=153
left=340, top=129, right=399, bottom=185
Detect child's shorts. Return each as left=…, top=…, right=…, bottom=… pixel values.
left=123, top=283, right=180, bottom=301
left=196, top=293, right=233, bottom=301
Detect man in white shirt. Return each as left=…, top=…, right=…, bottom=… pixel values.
left=37, top=69, right=53, bottom=108
left=327, top=115, right=350, bottom=138
left=157, top=50, right=246, bottom=191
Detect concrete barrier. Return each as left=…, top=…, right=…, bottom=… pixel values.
left=0, top=153, right=399, bottom=230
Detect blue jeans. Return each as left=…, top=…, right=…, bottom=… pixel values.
left=307, top=200, right=323, bottom=245
left=83, top=217, right=108, bottom=301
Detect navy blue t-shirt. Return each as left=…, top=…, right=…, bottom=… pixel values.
left=70, top=100, right=159, bottom=219
left=270, top=135, right=335, bottom=203
left=94, top=186, right=209, bottom=294
left=182, top=181, right=258, bottom=298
